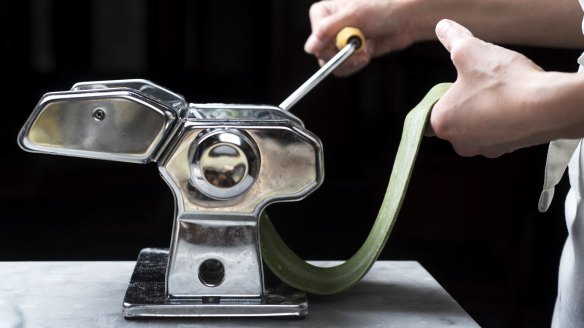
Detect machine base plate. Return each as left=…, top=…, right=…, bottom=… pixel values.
left=122, top=248, right=308, bottom=318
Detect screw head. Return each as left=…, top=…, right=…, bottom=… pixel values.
left=92, top=108, right=106, bottom=121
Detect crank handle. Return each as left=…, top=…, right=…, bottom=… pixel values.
left=279, top=27, right=365, bottom=111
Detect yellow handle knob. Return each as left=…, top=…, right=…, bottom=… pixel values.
left=335, top=27, right=365, bottom=52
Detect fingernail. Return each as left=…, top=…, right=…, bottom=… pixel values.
left=437, top=19, right=453, bottom=29
left=435, top=19, right=453, bottom=37
left=436, top=19, right=454, bottom=33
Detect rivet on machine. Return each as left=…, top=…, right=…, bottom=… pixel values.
left=17, top=28, right=364, bottom=318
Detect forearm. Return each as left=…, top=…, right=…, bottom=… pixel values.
left=531, top=72, right=584, bottom=142
left=407, top=0, right=584, bottom=48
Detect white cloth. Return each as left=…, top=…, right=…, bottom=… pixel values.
left=539, top=139, right=580, bottom=212
left=545, top=6, right=584, bottom=324
left=551, top=141, right=584, bottom=328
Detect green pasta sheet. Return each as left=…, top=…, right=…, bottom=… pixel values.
left=260, top=83, right=452, bottom=295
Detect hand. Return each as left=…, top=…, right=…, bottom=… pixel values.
left=429, top=19, right=546, bottom=158
left=304, top=0, right=418, bottom=76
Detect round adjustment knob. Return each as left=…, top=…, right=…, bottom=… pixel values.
left=200, top=143, right=248, bottom=188
left=189, top=130, right=259, bottom=200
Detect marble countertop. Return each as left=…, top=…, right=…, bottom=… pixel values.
left=0, top=261, right=479, bottom=328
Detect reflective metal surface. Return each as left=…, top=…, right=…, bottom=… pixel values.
left=72, top=79, right=188, bottom=114
left=166, top=215, right=263, bottom=298
left=123, top=249, right=308, bottom=318
left=160, top=116, right=324, bottom=302
left=201, top=144, right=247, bottom=187
left=160, top=123, right=323, bottom=214
left=189, top=103, right=304, bottom=126
left=189, top=130, right=259, bottom=200
left=18, top=79, right=324, bottom=317
left=18, top=82, right=180, bottom=163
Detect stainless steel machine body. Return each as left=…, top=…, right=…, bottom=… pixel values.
left=18, top=79, right=324, bottom=317
left=18, top=27, right=362, bottom=318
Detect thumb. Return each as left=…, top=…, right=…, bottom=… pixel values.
left=435, top=19, right=474, bottom=53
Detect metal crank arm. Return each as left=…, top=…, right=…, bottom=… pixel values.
left=279, top=27, right=365, bottom=111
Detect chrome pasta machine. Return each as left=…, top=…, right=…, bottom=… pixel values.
left=18, top=28, right=367, bottom=318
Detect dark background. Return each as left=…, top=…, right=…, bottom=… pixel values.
left=0, top=1, right=579, bottom=327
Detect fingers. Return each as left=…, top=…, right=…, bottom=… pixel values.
left=305, top=1, right=378, bottom=75
left=305, top=1, right=348, bottom=55
left=430, top=20, right=517, bottom=159
left=435, top=19, right=474, bottom=53
left=452, top=144, right=509, bottom=158
left=435, top=19, right=493, bottom=73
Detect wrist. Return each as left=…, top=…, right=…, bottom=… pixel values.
left=528, top=72, right=584, bottom=143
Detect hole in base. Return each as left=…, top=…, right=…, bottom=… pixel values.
left=199, top=259, right=225, bottom=287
